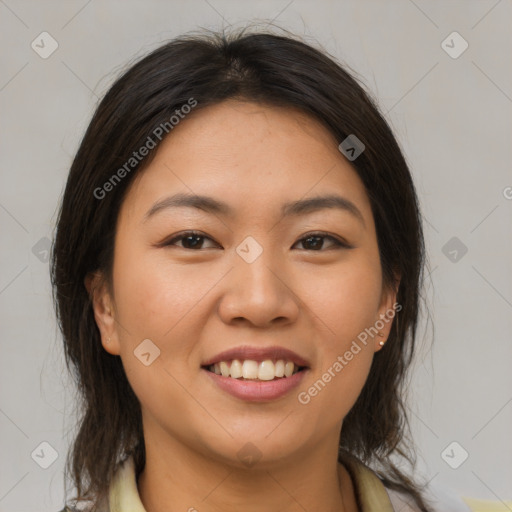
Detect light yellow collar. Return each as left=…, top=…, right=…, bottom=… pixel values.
left=339, top=451, right=395, bottom=511
left=109, top=457, right=146, bottom=512
left=108, top=454, right=394, bottom=512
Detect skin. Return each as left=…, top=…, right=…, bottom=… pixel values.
left=87, top=100, right=399, bottom=512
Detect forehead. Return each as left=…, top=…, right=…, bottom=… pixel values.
left=120, top=100, right=372, bottom=223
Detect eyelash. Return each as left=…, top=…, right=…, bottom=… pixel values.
left=162, top=230, right=352, bottom=251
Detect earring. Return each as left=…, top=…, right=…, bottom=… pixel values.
left=378, top=332, right=386, bottom=347
left=106, top=337, right=111, bottom=344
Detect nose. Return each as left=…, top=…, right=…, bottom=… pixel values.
left=217, top=249, right=300, bottom=328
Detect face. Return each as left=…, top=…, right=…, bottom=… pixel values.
left=89, top=100, right=398, bottom=469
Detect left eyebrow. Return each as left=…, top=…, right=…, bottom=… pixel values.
left=281, top=195, right=366, bottom=228
left=143, top=192, right=365, bottom=228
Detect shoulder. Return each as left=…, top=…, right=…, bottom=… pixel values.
left=338, top=450, right=429, bottom=512
left=58, top=497, right=109, bottom=512
left=385, top=488, right=423, bottom=512
left=58, top=507, right=92, bottom=512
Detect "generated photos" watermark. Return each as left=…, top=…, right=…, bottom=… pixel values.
left=93, top=97, right=198, bottom=200
left=298, top=302, right=402, bottom=405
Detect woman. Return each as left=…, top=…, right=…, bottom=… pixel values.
left=51, top=27, right=434, bottom=511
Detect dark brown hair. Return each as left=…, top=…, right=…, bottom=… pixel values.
left=51, top=26, right=433, bottom=511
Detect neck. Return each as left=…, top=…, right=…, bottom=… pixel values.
left=137, top=421, right=357, bottom=512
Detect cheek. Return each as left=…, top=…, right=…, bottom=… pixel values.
left=112, top=245, right=210, bottom=340
left=303, top=252, right=383, bottom=345
left=111, top=249, right=204, bottom=416
left=297, top=306, right=376, bottom=429
left=295, top=253, right=381, bottom=414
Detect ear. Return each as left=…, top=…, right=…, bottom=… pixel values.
left=84, top=271, right=121, bottom=355
left=375, top=271, right=401, bottom=351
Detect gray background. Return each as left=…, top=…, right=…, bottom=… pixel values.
left=1, top=1, right=511, bottom=511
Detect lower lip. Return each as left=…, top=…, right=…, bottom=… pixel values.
left=202, top=368, right=308, bottom=402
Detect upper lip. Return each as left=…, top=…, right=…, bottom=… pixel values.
left=202, top=345, right=310, bottom=368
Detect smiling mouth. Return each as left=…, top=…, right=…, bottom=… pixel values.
left=202, top=359, right=307, bottom=381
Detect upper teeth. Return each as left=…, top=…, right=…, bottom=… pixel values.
left=208, top=359, right=300, bottom=380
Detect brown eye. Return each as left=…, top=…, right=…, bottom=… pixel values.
left=163, top=231, right=219, bottom=250
left=161, top=231, right=351, bottom=251
left=294, top=232, right=351, bottom=251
